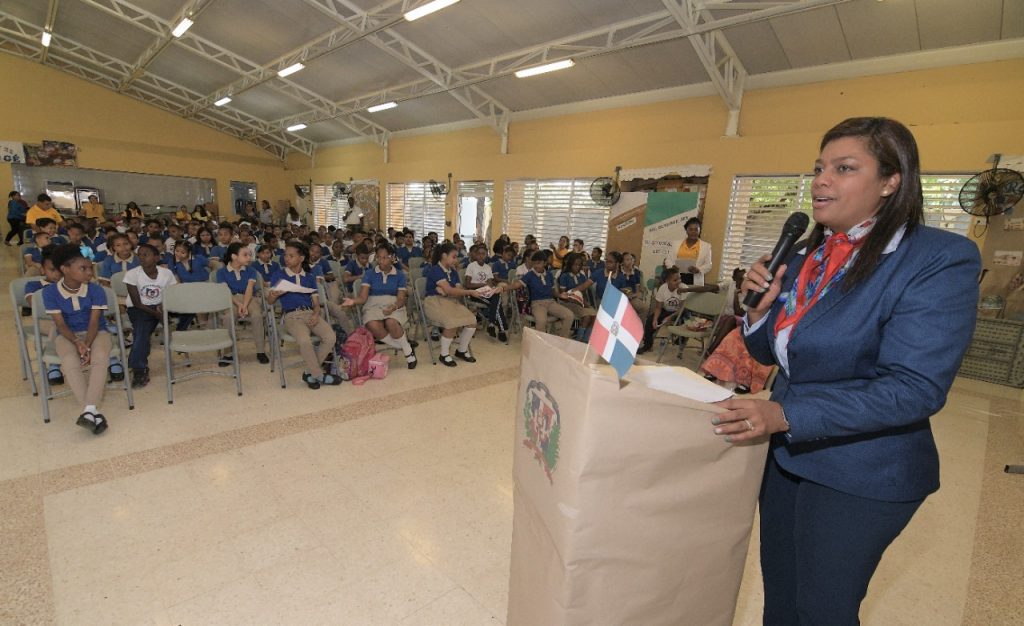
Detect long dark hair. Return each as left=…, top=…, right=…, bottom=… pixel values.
left=810, top=117, right=923, bottom=289
left=432, top=241, right=456, bottom=266
left=223, top=241, right=246, bottom=266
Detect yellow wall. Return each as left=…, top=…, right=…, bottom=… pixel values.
left=0, top=53, right=292, bottom=217
left=290, top=58, right=1024, bottom=276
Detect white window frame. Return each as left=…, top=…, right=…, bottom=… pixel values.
left=385, top=182, right=446, bottom=238
left=720, top=173, right=974, bottom=281
left=503, top=178, right=610, bottom=250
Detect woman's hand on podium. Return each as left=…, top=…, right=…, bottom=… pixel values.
left=711, top=399, right=789, bottom=443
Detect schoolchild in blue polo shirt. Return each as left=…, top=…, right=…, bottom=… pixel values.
left=266, top=240, right=339, bottom=389
left=557, top=253, right=597, bottom=342
left=343, top=241, right=417, bottom=369
left=25, top=246, right=67, bottom=384
left=217, top=242, right=269, bottom=364
left=23, top=231, right=51, bottom=276
left=589, top=247, right=604, bottom=275
left=254, top=244, right=281, bottom=284
left=42, top=244, right=113, bottom=434
left=395, top=232, right=423, bottom=270
left=97, top=233, right=140, bottom=284
left=168, top=240, right=209, bottom=283
left=422, top=243, right=481, bottom=367
left=592, top=251, right=629, bottom=302
left=521, top=251, right=574, bottom=338
left=491, top=241, right=517, bottom=282
left=342, top=244, right=372, bottom=293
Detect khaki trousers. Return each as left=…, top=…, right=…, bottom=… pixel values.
left=53, top=331, right=112, bottom=407
left=531, top=299, right=574, bottom=337
left=282, top=310, right=336, bottom=374
left=231, top=294, right=266, bottom=352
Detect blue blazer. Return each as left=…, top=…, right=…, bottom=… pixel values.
left=745, top=225, right=980, bottom=502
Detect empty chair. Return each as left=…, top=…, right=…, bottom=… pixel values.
left=162, top=282, right=242, bottom=403
left=655, top=291, right=727, bottom=366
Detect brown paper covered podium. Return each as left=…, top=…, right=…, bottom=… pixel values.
left=508, top=329, right=768, bottom=626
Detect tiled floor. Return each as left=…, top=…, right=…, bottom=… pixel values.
left=1, top=244, right=1021, bottom=625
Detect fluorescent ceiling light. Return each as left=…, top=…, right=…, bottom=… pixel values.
left=404, top=0, right=460, bottom=21
left=278, top=63, right=305, bottom=77
left=367, top=102, right=397, bottom=113
left=214, top=96, right=232, bottom=107
left=515, top=59, right=575, bottom=78
left=171, top=17, right=193, bottom=38
left=287, top=123, right=308, bottom=132
left=40, top=31, right=52, bottom=47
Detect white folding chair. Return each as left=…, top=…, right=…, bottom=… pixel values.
left=162, top=283, right=242, bottom=404
left=31, top=286, right=134, bottom=423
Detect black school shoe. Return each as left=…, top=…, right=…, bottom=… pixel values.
left=256, top=352, right=270, bottom=364
left=218, top=356, right=233, bottom=367
left=439, top=355, right=457, bottom=367
left=498, top=331, right=508, bottom=343
left=454, top=350, right=476, bottom=363
left=76, top=412, right=108, bottom=435
left=406, top=348, right=418, bottom=370
left=302, top=372, right=321, bottom=389
left=131, top=368, right=150, bottom=389
left=487, top=326, right=497, bottom=338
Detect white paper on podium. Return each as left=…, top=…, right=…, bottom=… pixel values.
left=272, top=279, right=316, bottom=294
left=625, top=365, right=733, bottom=403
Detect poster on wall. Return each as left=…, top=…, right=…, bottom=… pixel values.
left=22, top=141, right=77, bottom=167
left=348, top=181, right=379, bottom=231
left=606, top=192, right=648, bottom=261
left=0, top=141, right=24, bottom=164
left=639, top=192, right=700, bottom=291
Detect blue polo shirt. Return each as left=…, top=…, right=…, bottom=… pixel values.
left=345, top=258, right=370, bottom=279
left=424, top=264, right=459, bottom=297
left=42, top=281, right=108, bottom=333
left=172, top=257, right=210, bottom=283
left=309, top=257, right=332, bottom=278
left=50, top=235, right=67, bottom=246
left=269, top=268, right=317, bottom=311
left=491, top=259, right=516, bottom=281
left=363, top=266, right=407, bottom=297
left=558, top=270, right=590, bottom=291
left=622, top=269, right=643, bottom=293
left=589, top=259, right=603, bottom=275
left=593, top=270, right=629, bottom=300
left=254, top=260, right=280, bottom=284
left=25, top=278, right=51, bottom=298
left=216, top=265, right=258, bottom=295
left=99, top=254, right=140, bottom=278
left=210, top=244, right=229, bottom=262
left=196, top=244, right=216, bottom=259
left=25, top=246, right=44, bottom=265
left=396, top=245, right=423, bottom=266
left=522, top=270, right=556, bottom=302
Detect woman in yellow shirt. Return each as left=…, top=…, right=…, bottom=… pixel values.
left=175, top=205, right=191, bottom=222
left=664, top=217, right=712, bottom=286
left=81, top=194, right=105, bottom=220
left=549, top=235, right=570, bottom=270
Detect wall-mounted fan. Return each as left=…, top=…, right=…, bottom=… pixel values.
left=590, top=165, right=622, bottom=206
left=959, top=154, right=1024, bottom=235
left=429, top=173, right=452, bottom=200
left=294, top=184, right=307, bottom=198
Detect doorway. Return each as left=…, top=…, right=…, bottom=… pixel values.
left=230, top=181, right=257, bottom=218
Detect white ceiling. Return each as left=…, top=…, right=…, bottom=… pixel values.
left=0, top=0, right=1021, bottom=158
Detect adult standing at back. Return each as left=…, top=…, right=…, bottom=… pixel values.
left=5, top=190, right=28, bottom=245
left=81, top=194, right=105, bottom=221
left=26, top=193, right=64, bottom=227
left=259, top=200, right=274, bottom=224
left=664, top=217, right=712, bottom=286
left=712, top=117, right=980, bottom=624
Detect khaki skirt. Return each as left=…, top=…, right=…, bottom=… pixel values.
left=424, top=295, right=476, bottom=329
left=362, top=294, right=408, bottom=325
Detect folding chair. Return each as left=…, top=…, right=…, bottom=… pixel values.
left=31, top=286, right=134, bottom=423
left=18, top=244, right=33, bottom=276
left=408, top=257, right=424, bottom=273
left=412, top=277, right=438, bottom=365
left=162, top=283, right=242, bottom=404
left=10, top=277, right=41, bottom=396
left=655, top=291, right=727, bottom=366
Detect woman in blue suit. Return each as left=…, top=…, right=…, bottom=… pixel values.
left=713, top=117, right=980, bottom=625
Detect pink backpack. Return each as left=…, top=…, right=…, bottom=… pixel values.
left=340, top=327, right=376, bottom=380
left=368, top=353, right=390, bottom=379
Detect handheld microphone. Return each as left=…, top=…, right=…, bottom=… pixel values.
left=741, top=212, right=810, bottom=310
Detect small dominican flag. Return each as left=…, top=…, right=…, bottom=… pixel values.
left=589, top=282, right=644, bottom=379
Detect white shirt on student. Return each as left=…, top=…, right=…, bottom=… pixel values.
left=123, top=266, right=177, bottom=308
left=465, top=260, right=494, bottom=286
left=655, top=283, right=688, bottom=314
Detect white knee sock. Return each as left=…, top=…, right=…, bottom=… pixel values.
left=458, top=327, right=476, bottom=353
left=395, top=334, right=412, bottom=356
left=381, top=336, right=402, bottom=351
left=440, top=336, right=454, bottom=356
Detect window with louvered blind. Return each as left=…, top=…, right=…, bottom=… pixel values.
left=385, top=182, right=446, bottom=237
left=312, top=184, right=343, bottom=228
left=720, top=173, right=973, bottom=280
left=503, top=178, right=609, bottom=249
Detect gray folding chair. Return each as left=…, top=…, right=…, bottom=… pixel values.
left=655, top=291, right=727, bottom=367
left=10, top=277, right=41, bottom=396
left=412, top=277, right=438, bottom=365
left=31, top=286, right=134, bottom=423
left=270, top=283, right=336, bottom=388
left=162, top=283, right=242, bottom=404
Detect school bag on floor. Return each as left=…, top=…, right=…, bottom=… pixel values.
left=340, top=327, right=376, bottom=381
